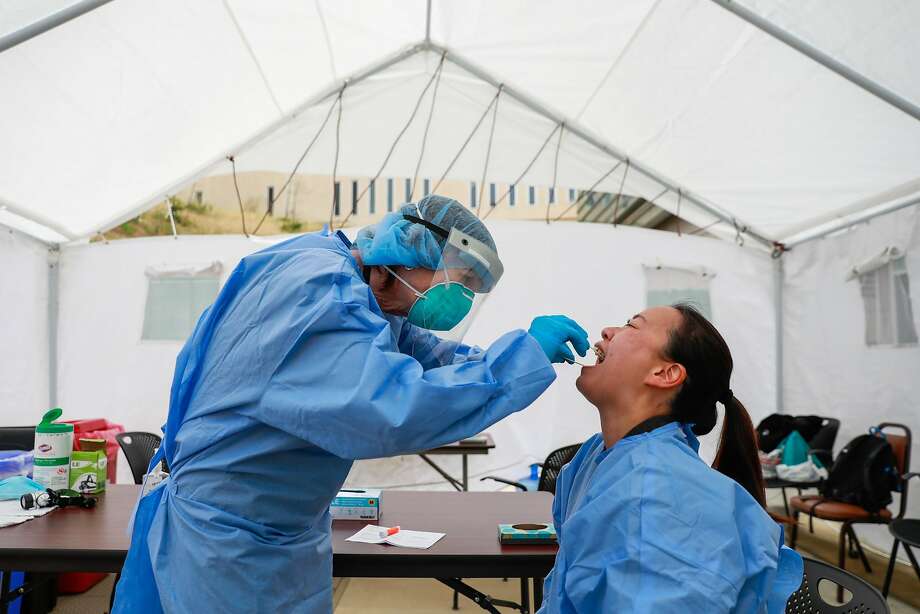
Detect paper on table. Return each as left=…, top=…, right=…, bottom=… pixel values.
left=345, top=524, right=445, bottom=550
left=0, top=498, right=55, bottom=528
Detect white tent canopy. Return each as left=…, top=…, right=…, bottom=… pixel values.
left=1, top=0, right=919, bottom=245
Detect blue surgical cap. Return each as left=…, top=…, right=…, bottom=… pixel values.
left=355, top=195, right=497, bottom=270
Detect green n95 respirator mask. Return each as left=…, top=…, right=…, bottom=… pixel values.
left=385, top=214, right=503, bottom=339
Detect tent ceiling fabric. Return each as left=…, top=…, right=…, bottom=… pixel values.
left=0, top=0, right=917, bottom=243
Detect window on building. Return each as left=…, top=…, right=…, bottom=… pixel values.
left=405, top=178, right=412, bottom=202
left=851, top=249, right=918, bottom=346
left=387, top=178, right=394, bottom=212
left=508, top=185, right=516, bottom=207
left=195, top=191, right=203, bottom=205
left=548, top=187, right=555, bottom=204
left=142, top=263, right=222, bottom=341
left=569, top=188, right=576, bottom=203
left=369, top=180, right=376, bottom=214
left=333, top=182, right=341, bottom=216
left=351, top=180, right=359, bottom=215
left=644, top=265, right=713, bottom=321
left=470, top=182, right=477, bottom=208
left=490, top=183, right=497, bottom=207
left=529, top=186, right=536, bottom=205
left=423, top=178, right=431, bottom=197
left=267, top=186, right=275, bottom=216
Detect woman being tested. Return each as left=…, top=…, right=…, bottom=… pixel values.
left=112, top=195, right=589, bottom=613
left=539, top=304, right=802, bottom=613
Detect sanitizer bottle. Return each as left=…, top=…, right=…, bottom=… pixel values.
left=34, top=408, right=74, bottom=490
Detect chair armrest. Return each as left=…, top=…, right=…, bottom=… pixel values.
left=480, top=476, right=528, bottom=491
left=903, top=472, right=920, bottom=482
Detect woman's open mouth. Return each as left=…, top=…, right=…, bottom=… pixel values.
left=593, top=346, right=606, bottom=364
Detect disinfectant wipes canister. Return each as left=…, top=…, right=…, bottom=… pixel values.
left=34, top=408, right=73, bottom=490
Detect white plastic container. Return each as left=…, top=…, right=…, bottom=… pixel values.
left=33, top=407, right=73, bottom=490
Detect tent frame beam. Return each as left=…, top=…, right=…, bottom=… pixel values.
left=785, top=193, right=920, bottom=248
left=710, top=0, right=920, bottom=123
left=0, top=0, right=114, bottom=54
left=0, top=198, right=76, bottom=241
left=428, top=41, right=775, bottom=250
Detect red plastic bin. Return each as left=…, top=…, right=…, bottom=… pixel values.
left=64, top=418, right=125, bottom=483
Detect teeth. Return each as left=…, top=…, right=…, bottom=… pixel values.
left=593, top=346, right=606, bottom=363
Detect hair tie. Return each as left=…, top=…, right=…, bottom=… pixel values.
left=720, top=389, right=734, bottom=406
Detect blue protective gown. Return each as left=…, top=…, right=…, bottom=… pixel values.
left=111, top=230, right=555, bottom=613
left=538, top=423, right=803, bottom=614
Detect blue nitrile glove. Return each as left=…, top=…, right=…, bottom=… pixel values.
left=528, top=315, right=590, bottom=364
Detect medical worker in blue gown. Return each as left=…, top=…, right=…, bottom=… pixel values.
left=539, top=304, right=803, bottom=613
left=111, top=195, right=590, bottom=613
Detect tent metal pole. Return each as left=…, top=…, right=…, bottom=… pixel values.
left=0, top=198, right=77, bottom=241
left=774, top=254, right=784, bottom=413
left=428, top=42, right=776, bottom=250
left=91, top=43, right=425, bottom=239
left=784, top=193, right=920, bottom=248
left=425, top=0, right=432, bottom=43
left=0, top=0, right=114, bottom=54
left=710, top=0, right=920, bottom=123
left=47, top=247, right=61, bottom=408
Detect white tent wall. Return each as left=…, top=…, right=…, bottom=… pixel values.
left=784, top=205, right=920, bottom=557
left=54, top=221, right=775, bottom=489
left=0, top=227, right=50, bottom=421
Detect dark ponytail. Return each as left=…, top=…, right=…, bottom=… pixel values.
left=665, top=304, right=766, bottom=508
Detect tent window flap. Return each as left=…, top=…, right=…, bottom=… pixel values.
left=857, top=255, right=918, bottom=346
left=142, top=262, right=222, bottom=341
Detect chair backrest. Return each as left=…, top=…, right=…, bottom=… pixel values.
left=0, top=426, right=35, bottom=451
left=785, top=557, right=889, bottom=614
left=538, top=444, right=582, bottom=494
left=116, top=432, right=162, bottom=484
left=808, top=418, right=840, bottom=453
left=879, top=423, right=912, bottom=518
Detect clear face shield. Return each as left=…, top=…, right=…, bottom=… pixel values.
left=386, top=218, right=504, bottom=348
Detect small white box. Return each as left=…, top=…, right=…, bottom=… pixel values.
left=330, top=489, right=381, bottom=520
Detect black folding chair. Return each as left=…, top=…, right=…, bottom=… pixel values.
left=765, top=417, right=840, bottom=517
left=786, top=557, right=888, bottom=613
left=115, top=432, right=162, bottom=485
left=0, top=426, right=35, bottom=451
left=882, top=472, right=920, bottom=597
left=481, top=444, right=582, bottom=495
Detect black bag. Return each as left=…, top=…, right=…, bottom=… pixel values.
left=756, top=414, right=796, bottom=452
left=820, top=432, right=900, bottom=513
left=791, top=415, right=825, bottom=445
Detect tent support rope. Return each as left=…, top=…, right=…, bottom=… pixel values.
left=545, top=125, right=564, bottom=224
left=337, top=55, right=445, bottom=229
left=611, top=160, right=631, bottom=227
left=432, top=87, right=502, bottom=196
left=328, top=91, right=344, bottom=229
left=250, top=92, right=341, bottom=235
left=228, top=156, right=249, bottom=237
left=477, top=85, right=503, bottom=219
left=553, top=160, right=623, bottom=223
left=410, top=52, right=447, bottom=201
left=482, top=122, right=561, bottom=221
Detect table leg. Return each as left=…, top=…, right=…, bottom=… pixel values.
left=418, top=454, right=464, bottom=491
left=462, top=454, right=469, bottom=491
left=0, top=570, right=10, bottom=608
left=519, top=578, right=530, bottom=614
left=533, top=577, right=543, bottom=611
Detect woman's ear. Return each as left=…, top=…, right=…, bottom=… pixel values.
left=646, top=362, right=686, bottom=390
